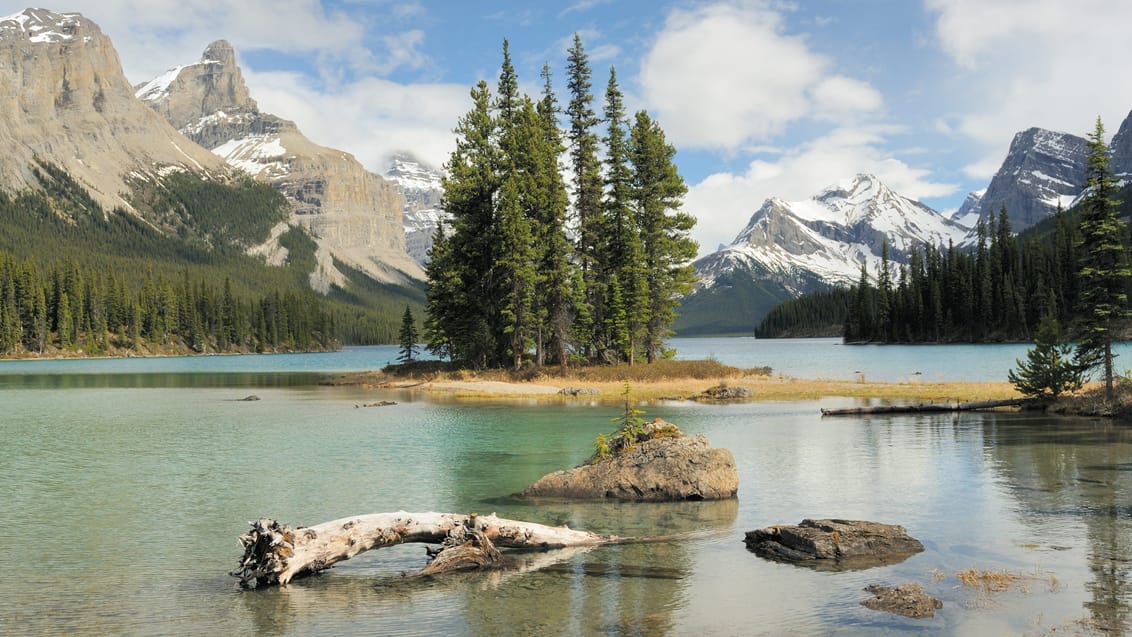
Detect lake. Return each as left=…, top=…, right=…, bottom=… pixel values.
left=1, top=341, right=1130, bottom=635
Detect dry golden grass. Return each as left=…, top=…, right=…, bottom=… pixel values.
left=955, top=567, right=1060, bottom=594
left=330, top=359, right=1021, bottom=404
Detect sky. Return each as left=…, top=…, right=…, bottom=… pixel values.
left=7, top=0, right=1132, bottom=255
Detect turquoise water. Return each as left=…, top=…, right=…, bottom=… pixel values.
left=0, top=345, right=1130, bottom=635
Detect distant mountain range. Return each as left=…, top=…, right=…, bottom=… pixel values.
left=678, top=116, right=1132, bottom=336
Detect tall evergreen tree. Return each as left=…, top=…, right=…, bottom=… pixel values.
left=565, top=34, right=605, bottom=357
left=398, top=305, right=419, bottom=364
left=628, top=110, right=696, bottom=362
left=1074, top=117, right=1130, bottom=403
left=600, top=67, right=646, bottom=363
left=534, top=64, right=575, bottom=371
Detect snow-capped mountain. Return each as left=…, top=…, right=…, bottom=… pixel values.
left=385, top=154, right=447, bottom=265
left=675, top=174, right=970, bottom=335
left=138, top=40, right=423, bottom=288
left=960, top=127, right=1088, bottom=239
left=696, top=174, right=970, bottom=292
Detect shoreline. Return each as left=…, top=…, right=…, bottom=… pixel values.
left=336, top=371, right=1022, bottom=404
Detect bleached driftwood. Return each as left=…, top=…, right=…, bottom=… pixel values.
left=232, top=511, right=623, bottom=588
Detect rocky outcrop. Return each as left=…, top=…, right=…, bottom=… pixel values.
left=522, top=421, right=738, bottom=501
left=861, top=583, right=942, bottom=619
left=745, top=519, right=924, bottom=570
left=962, top=127, right=1088, bottom=236
left=695, top=384, right=752, bottom=400
left=1109, top=110, right=1132, bottom=179
left=0, top=9, right=228, bottom=213
left=139, top=41, right=423, bottom=285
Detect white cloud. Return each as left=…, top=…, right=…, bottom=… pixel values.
left=925, top=0, right=1132, bottom=176
left=685, top=127, right=958, bottom=254
left=246, top=70, right=469, bottom=172
left=639, top=2, right=882, bottom=151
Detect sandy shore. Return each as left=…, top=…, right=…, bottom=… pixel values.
left=359, top=373, right=1021, bottom=403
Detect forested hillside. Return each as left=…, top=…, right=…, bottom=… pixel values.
left=0, top=162, right=423, bottom=356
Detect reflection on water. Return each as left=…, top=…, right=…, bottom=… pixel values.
left=985, top=415, right=1132, bottom=635
left=0, top=371, right=324, bottom=389
left=2, top=375, right=1132, bottom=635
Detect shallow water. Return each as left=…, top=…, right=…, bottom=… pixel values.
left=1, top=358, right=1130, bottom=636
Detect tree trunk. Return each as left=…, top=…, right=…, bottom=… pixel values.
left=232, top=511, right=622, bottom=588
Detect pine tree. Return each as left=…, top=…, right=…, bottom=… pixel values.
left=1009, top=313, right=1083, bottom=399
left=397, top=305, right=419, bottom=364
left=534, top=63, right=575, bottom=372
left=1074, top=117, right=1130, bottom=403
left=566, top=34, right=605, bottom=358
left=628, top=110, right=697, bottom=362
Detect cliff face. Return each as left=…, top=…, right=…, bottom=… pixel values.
left=0, top=8, right=227, bottom=212
left=139, top=40, right=423, bottom=284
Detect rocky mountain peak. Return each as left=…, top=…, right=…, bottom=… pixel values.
left=140, top=41, right=423, bottom=285
left=385, top=153, right=446, bottom=265
left=961, top=126, right=1087, bottom=238
left=0, top=8, right=226, bottom=211
left=1109, top=109, right=1132, bottom=178
left=136, top=38, right=258, bottom=134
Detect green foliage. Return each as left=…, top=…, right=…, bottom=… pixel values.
left=1073, top=117, right=1131, bottom=402
left=398, top=305, right=419, bottom=364
left=427, top=36, right=694, bottom=369
left=592, top=382, right=647, bottom=462
left=1009, top=313, right=1084, bottom=399
left=0, top=161, right=420, bottom=350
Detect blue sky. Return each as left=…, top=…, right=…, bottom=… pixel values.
left=8, top=0, right=1132, bottom=255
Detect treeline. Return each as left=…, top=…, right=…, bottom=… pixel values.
left=426, top=37, right=697, bottom=370
left=755, top=287, right=851, bottom=338
left=0, top=161, right=423, bottom=350
left=0, top=250, right=335, bottom=356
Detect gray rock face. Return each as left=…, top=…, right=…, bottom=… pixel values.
left=744, top=519, right=924, bottom=570
left=522, top=429, right=738, bottom=501
left=1109, top=110, right=1132, bottom=179
left=964, top=127, right=1088, bottom=235
left=0, top=8, right=227, bottom=212
left=384, top=154, right=447, bottom=265
left=139, top=41, right=423, bottom=285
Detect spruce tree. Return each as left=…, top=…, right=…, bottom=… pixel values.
left=1073, top=117, right=1130, bottom=403
left=1009, top=313, right=1082, bottom=399
left=565, top=34, right=605, bottom=358
left=534, top=63, right=576, bottom=372
left=628, top=110, right=697, bottom=362
left=398, top=305, right=419, bottom=364
left=601, top=67, right=646, bottom=363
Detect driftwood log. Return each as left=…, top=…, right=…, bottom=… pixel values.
left=821, top=397, right=1038, bottom=416
left=231, top=511, right=626, bottom=588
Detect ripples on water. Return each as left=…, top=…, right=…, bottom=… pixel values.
left=0, top=348, right=1131, bottom=635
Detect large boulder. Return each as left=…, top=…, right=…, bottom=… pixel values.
left=745, top=519, right=923, bottom=570
left=522, top=421, right=738, bottom=501
left=861, top=583, right=942, bottom=618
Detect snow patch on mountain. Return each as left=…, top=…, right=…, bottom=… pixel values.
left=212, top=136, right=287, bottom=178
left=385, top=154, right=447, bottom=264
left=695, top=173, right=970, bottom=293
left=0, top=8, right=83, bottom=43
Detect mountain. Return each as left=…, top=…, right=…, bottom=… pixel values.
left=0, top=8, right=229, bottom=212
left=960, top=127, right=1088, bottom=237
left=675, top=174, right=970, bottom=336
left=384, top=154, right=446, bottom=264
left=137, top=40, right=423, bottom=288
left=951, top=189, right=985, bottom=228
left=1109, top=109, right=1132, bottom=178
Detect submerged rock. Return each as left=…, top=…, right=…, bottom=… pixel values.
left=861, top=583, right=942, bottom=618
left=744, top=519, right=924, bottom=570
left=522, top=420, right=738, bottom=501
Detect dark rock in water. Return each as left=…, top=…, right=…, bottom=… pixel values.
left=744, top=519, right=924, bottom=570
left=558, top=387, right=600, bottom=396
left=696, top=384, right=752, bottom=400
left=861, top=583, right=942, bottom=618
left=522, top=420, right=738, bottom=501
left=238, top=395, right=261, bottom=401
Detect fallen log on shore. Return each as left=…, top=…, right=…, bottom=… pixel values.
left=821, top=397, right=1039, bottom=416
left=232, top=511, right=631, bottom=588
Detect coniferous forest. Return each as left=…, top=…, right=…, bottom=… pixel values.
left=0, top=160, right=423, bottom=356
left=425, top=37, right=697, bottom=370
